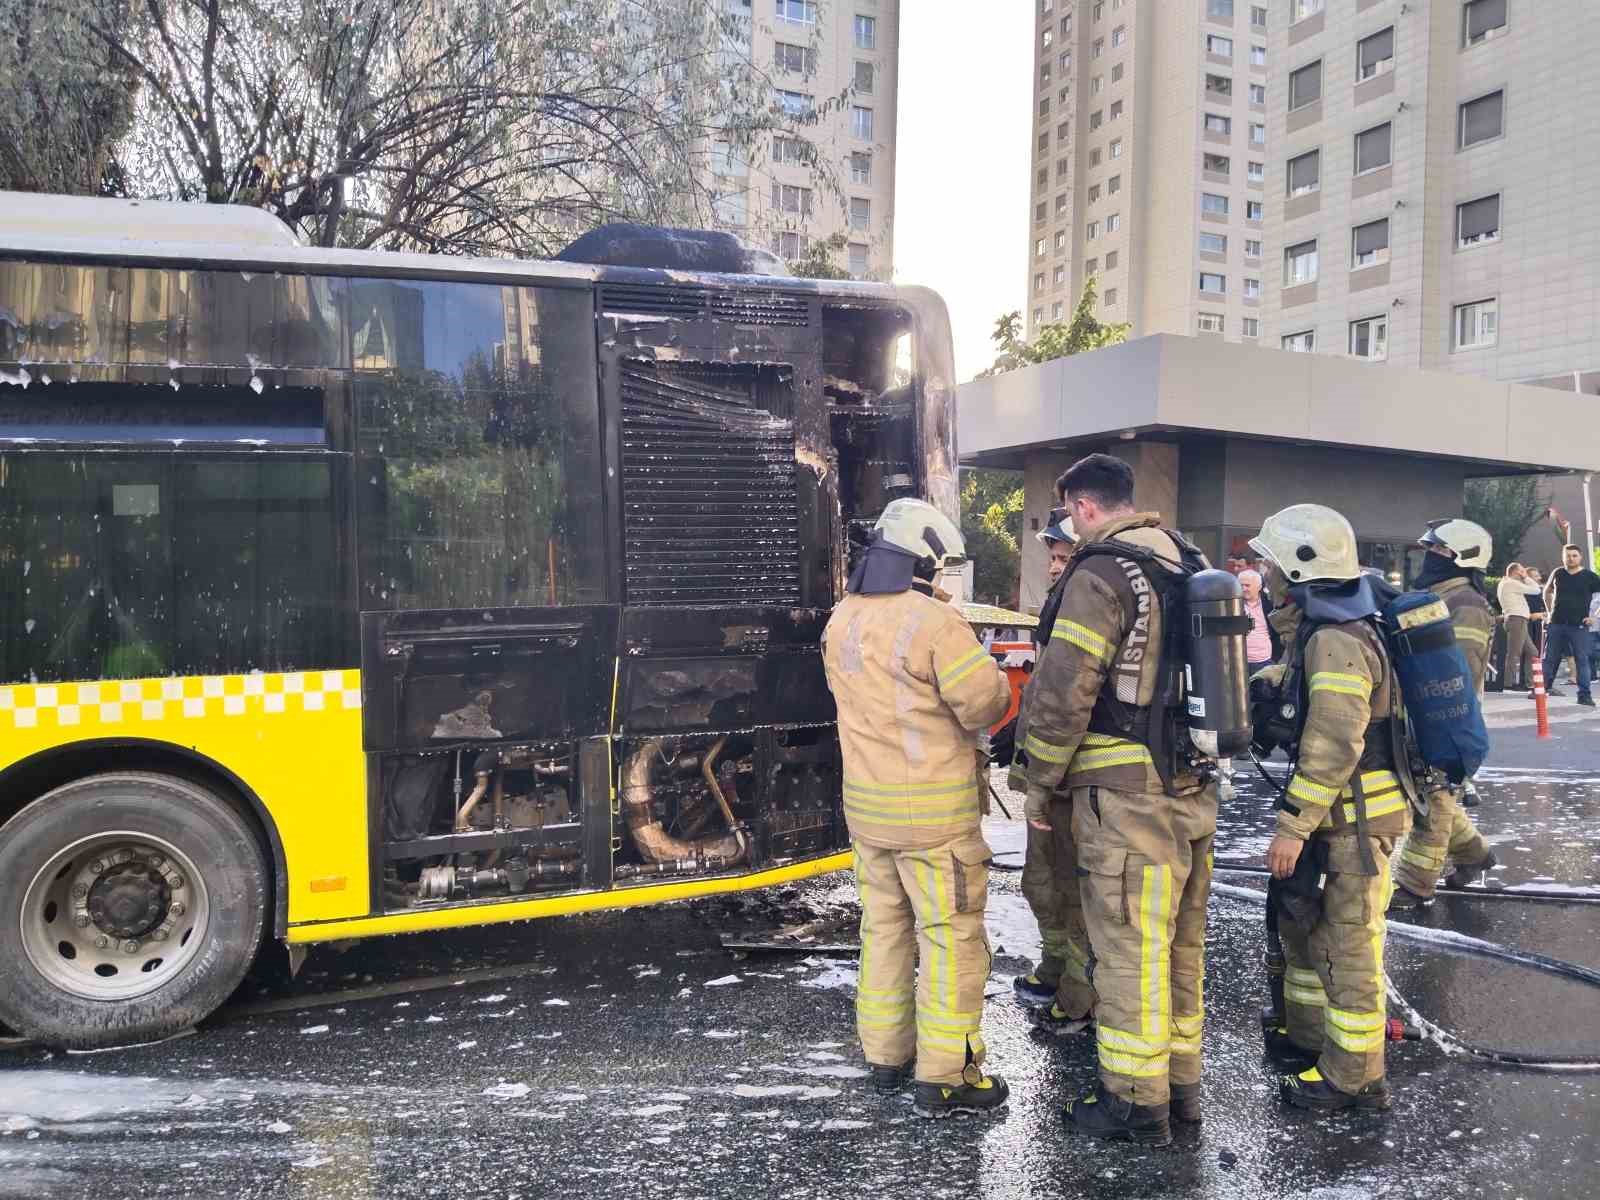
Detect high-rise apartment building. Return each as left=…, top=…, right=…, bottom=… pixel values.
left=1023, top=0, right=1271, bottom=343
left=1261, top=0, right=1597, bottom=390
left=713, top=0, right=900, bottom=279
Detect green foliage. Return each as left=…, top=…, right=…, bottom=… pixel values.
left=1464, top=475, right=1551, bottom=573
left=788, top=233, right=852, bottom=280
left=978, top=275, right=1133, bottom=378
left=961, top=469, right=1024, bottom=606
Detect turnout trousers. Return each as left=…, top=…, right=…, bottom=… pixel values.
left=853, top=835, right=993, bottom=1085
left=1071, top=785, right=1216, bottom=1106
left=1282, top=833, right=1396, bottom=1094
left=1019, top=790, right=1097, bottom=1018
left=1394, top=786, right=1491, bottom=899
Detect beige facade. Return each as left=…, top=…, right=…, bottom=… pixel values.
left=1023, top=0, right=1271, bottom=344
left=1262, top=0, right=1600, bottom=390
left=712, top=0, right=899, bottom=280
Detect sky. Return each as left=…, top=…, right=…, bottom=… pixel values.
left=893, top=2, right=1032, bottom=383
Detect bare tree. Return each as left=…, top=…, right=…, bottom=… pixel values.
left=81, top=0, right=839, bottom=256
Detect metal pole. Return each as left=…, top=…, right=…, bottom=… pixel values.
left=1586, top=473, right=1596, bottom=566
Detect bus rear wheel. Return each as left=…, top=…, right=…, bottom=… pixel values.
left=0, top=771, right=268, bottom=1049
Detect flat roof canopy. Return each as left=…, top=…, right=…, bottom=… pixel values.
left=959, top=334, right=1595, bottom=477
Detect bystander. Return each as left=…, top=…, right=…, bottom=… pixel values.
left=1497, top=563, right=1540, bottom=690
left=1541, top=546, right=1600, bottom=705
left=1239, top=569, right=1277, bottom=675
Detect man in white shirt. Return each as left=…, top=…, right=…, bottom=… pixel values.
left=1496, top=562, right=1540, bottom=690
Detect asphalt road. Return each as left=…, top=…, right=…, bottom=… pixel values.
left=3, top=701, right=1598, bottom=1199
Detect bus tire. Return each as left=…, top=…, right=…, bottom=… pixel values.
left=0, top=771, right=268, bottom=1049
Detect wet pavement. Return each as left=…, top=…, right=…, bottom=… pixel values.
left=4, top=701, right=1599, bottom=1198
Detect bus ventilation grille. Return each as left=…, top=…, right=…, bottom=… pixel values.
left=600, top=284, right=810, bottom=327
left=619, top=362, right=801, bottom=607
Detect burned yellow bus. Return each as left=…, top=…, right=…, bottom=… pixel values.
left=0, top=195, right=958, bottom=1047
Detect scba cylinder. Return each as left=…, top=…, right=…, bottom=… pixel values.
left=1184, top=569, right=1253, bottom=759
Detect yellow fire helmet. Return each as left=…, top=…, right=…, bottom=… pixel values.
left=1250, top=503, right=1360, bottom=584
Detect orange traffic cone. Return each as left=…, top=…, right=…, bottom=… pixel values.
left=1530, top=654, right=1551, bottom=739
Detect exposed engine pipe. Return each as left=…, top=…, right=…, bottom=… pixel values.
left=454, top=768, right=493, bottom=831
left=622, top=738, right=745, bottom=865
left=702, top=735, right=739, bottom=830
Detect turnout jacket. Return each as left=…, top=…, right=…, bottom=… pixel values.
left=1277, top=618, right=1409, bottom=843
left=822, top=585, right=1011, bottom=850
left=1021, top=513, right=1207, bottom=814
left=1434, top=576, right=1493, bottom=694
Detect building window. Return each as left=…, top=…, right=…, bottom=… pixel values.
left=1090, top=148, right=1103, bottom=166
left=1251, top=5, right=1268, bottom=27
left=1250, top=44, right=1267, bottom=67
left=1291, top=0, right=1323, bottom=22
left=1044, top=27, right=1055, bottom=49
left=1247, top=199, right=1263, bottom=220
left=1202, top=192, right=1230, bottom=216
left=1243, top=317, right=1261, bottom=337
left=1037, top=167, right=1048, bottom=189
left=1056, top=192, right=1070, bottom=214
left=1289, top=60, right=1322, bottom=110
left=1250, top=83, right=1266, bottom=105
left=849, top=243, right=869, bottom=277
left=846, top=197, right=870, bottom=230
left=1350, top=315, right=1388, bottom=360
left=771, top=183, right=814, bottom=214
left=1054, top=265, right=1067, bottom=286
left=854, top=14, right=876, bottom=49
left=1094, top=0, right=1104, bottom=18
left=1110, top=137, right=1124, bottom=158
left=1245, top=238, right=1262, bottom=257
left=1287, top=149, right=1320, bottom=196
left=851, top=152, right=872, bottom=185
left=1057, top=157, right=1070, bottom=179
left=1208, top=0, right=1234, bottom=18
left=1089, top=183, right=1103, bottom=203
left=855, top=61, right=876, bottom=93
left=1207, top=34, right=1234, bottom=56
left=772, top=134, right=809, bottom=164
left=1352, top=219, right=1391, bottom=268
left=1454, top=298, right=1498, bottom=349
left=1093, top=37, right=1104, bottom=58
left=1034, top=272, right=1047, bottom=295
left=1282, top=330, right=1315, bottom=352
left=1052, top=301, right=1066, bottom=320
left=1464, top=0, right=1507, bottom=46
left=1250, top=122, right=1266, bottom=145
left=1034, top=237, right=1046, bottom=259
left=1355, top=122, right=1392, bottom=174
left=774, top=42, right=815, bottom=74
left=1039, top=132, right=1050, bottom=155
left=1040, top=96, right=1051, bottom=117
left=777, top=90, right=813, bottom=117
left=1284, top=239, right=1318, bottom=284
left=1041, top=62, right=1052, bottom=87
left=774, top=231, right=809, bottom=259
left=1063, top=14, right=1074, bottom=34
left=1087, top=220, right=1100, bottom=240
left=852, top=106, right=875, bottom=140
left=1034, top=307, right=1045, bottom=324
left=1198, top=312, right=1226, bottom=334
left=1459, top=91, right=1504, bottom=149
left=1200, top=272, right=1227, bottom=294
left=1106, top=250, right=1119, bottom=268
left=1205, top=113, right=1233, bottom=135
left=776, top=0, right=817, bottom=22
left=1035, top=202, right=1046, bottom=223
left=1110, top=100, right=1124, bottom=120
left=1200, top=231, right=1228, bottom=254
left=1358, top=28, right=1395, bottom=80
left=1112, top=63, right=1125, bottom=82
left=1208, top=73, right=1233, bottom=96
left=1106, top=212, right=1121, bottom=232
left=1112, top=25, right=1126, bottom=47
left=1205, top=153, right=1231, bottom=175
left=1108, top=174, right=1122, bottom=193
left=1457, top=193, right=1501, bottom=247
left=1058, top=121, right=1071, bottom=140
left=1086, top=257, right=1099, bottom=275
left=1055, top=230, right=1068, bottom=251
left=1093, top=75, right=1105, bottom=95
left=1244, top=276, right=1262, bottom=298
left=1061, top=50, right=1073, bottom=71
left=1090, top=110, right=1104, bottom=130
left=1105, top=288, right=1119, bottom=306
left=1247, top=159, right=1264, bottom=182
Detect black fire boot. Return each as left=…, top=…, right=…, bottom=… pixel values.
left=1061, top=1084, right=1173, bottom=1146
left=1459, top=781, right=1481, bottom=809
left=1028, top=1003, right=1093, bottom=1036
left=867, top=1061, right=914, bottom=1094
left=1441, top=851, right=1497, bottom=891
left=1013, top=969, right=1060, bottom=1008
left=1169, top=1081, right=1202, bottom=1125
left=1278, top=1067, right=1392, bottom=1112
left=912, top=1073, right=1010, bottom=1119
left=1263, top=1023, right=1318, bottom=1072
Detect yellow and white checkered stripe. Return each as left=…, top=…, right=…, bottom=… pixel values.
left=0, top=670, right=362, bottom=730
left=1051, top=618, right=1114, bottom=662
left=1074, top=732, right=1154, bottom=772
left=1308, top=670, right=1372, bottom=699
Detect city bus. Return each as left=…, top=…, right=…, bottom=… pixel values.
left=0, top=193, right=958, bottom=1048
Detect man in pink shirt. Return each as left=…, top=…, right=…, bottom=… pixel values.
left=1240, top=569, right=1275, bottom=675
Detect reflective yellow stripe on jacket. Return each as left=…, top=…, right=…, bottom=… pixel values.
left=1073, top=732, right=1154, bottom=771
left=1051, top=619, right=1114, bottom=662
left=1308, top=670, right=1372, bottom=699
left=842, top=779, right=980, bottom=828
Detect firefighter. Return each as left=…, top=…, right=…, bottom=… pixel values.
left=1014, top=509, right=1098, bottom=1032
left=1251, top=504, right=1406, bottom=1113
left=1391, top=519, right=1497, bottom=906
left=821, top=498, right=1013, bottom=1118
left=1022, top=454, right=1214, bottom=1146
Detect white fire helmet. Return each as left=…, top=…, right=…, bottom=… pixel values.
left=1419, top=518, right=1493, bottom=570
left=1249, top=504, right=1360, bottom=584
left=873, top=498, right=966, bottom=571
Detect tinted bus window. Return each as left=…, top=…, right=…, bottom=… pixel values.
left=354, top=282, right=605, bottom=609
left=0, top=452, right=349, bottom=683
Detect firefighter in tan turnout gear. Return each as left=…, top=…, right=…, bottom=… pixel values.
left=1391, top=519, right=1497, bottom=906
left=1021, top=454, right=1217, bottom=1147
left=1252, top=504, right=1406, bottom=1113
left=821, top=499, right=1013, bottom=1118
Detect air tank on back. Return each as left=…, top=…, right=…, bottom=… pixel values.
left=1183, top=569, right=1253, bottom=759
